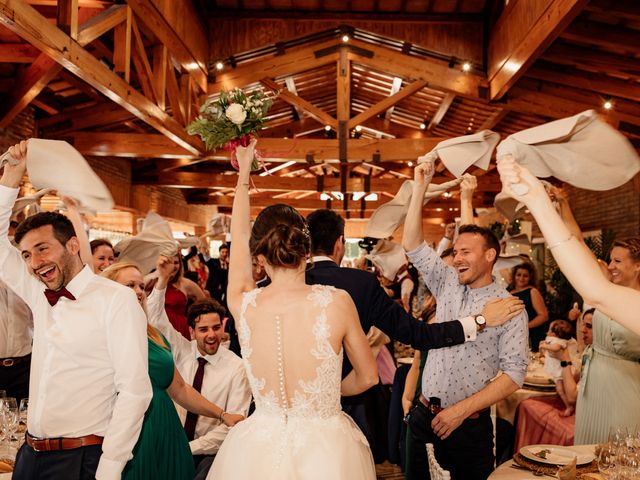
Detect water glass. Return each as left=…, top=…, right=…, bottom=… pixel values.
left=598, top=444, right=618, bottom=479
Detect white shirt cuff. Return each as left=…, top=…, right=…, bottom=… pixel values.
left=95, top=457, right=127, bottom=480
left=460, top=316, right=477, bottom=342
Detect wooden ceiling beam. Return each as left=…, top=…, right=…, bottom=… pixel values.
left=260, top=118, right=325, bottom=138
left=261, top=78, right=338, bottom=129
left=348, top=79, right=427, bottom=129
left=584, top=0, right=640, bottom=23
left=126, top=0, right=208, bottom=93
left=65, top=132, right=195, bottom=158
left=208, top=39, right=341, bottom=93
left=0, top=0, right=203, bottom=154
left=337, top=46, right=350, bottom=123
left=346, top=39, right=484, bottom=97
left=561, top=20, right=640, bottom=52
left=542, top=43, right=640, bottom=78
left=476, top=108, right=509, bottom=131
left=38, top=101, right=134, bottom=132
left=76, top=4, right=127, bottom=45
left=0, top=42, right=39, bottom=62
left=427, top=92, right=455, bottom=131
left=526, top=63, right=640, bottom=103
left=487, top=0, right=587, bottom=100
left=0, top=4, right=127, bottom=128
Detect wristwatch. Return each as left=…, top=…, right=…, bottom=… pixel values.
left=560, top=360, right=573, bottom=368
left=474, top=314, right=486, bottom=333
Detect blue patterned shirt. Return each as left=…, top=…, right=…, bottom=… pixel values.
left=407, top=242, right=528, bottom=408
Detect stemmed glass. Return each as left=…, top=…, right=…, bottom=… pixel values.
left=598, top=443, right=618, bottom=479
left=18, top=398, right=28, bottom=445
left=2, top=397, right=18, bottom=443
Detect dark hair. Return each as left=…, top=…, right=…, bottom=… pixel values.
left=508, top=262, right=537, bottom=290
left=250, top=204, right=310, bottom=268
left=612, top=237, right=640, bottom=262
left=15, top=212, right=76, bottom=246
left=549, top=319, right=573, bottom=340
left=583, top=308, right=595, bottom=318
left=90, top=238, right=113, bottom=254
left=219, top=244, right=229, bottom=252
left=440, top=247, right=454, bottom=259
left=187, top=298, right=226, bottom=329
left=457, top=224, right=501, bottom=265
left=306, top=209, right=345, bottom=255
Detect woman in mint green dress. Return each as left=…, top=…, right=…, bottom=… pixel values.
left=102, top=262, right=244, bottom=479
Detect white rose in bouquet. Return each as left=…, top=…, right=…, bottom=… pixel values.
left=225, top=103, right=247, bottom=125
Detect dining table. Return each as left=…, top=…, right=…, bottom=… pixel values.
left=488, top=444, right=599, bottom=479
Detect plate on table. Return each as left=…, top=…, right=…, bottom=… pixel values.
left=519, top=445, right=595, bottom=466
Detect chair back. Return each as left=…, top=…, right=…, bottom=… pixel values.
left=426, top=443, right=451, bottom=480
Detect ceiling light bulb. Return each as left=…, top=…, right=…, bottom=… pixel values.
left=408, top=161, right=414, bottom=167
left=462, top=62, right=471, bottom=72
left=603, top=100, right=613, bottom=110
left=325, top=125, right=331, bottom=131
left=355, top=125, right=362, bottom=132
left=215, top=61, right=224, bottom=71
left=342, top=35, right=349, bottom=43
left=419, top=123, right=426, bottom=130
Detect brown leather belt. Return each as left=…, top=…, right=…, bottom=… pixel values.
left=26, top=432, right=103, bottom=452
left=0, top=354, right=31, bottom=367
left=419, top=394, right=487, bottom=420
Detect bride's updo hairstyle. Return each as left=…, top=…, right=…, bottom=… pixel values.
left=250, top=204, right=310, bottom=268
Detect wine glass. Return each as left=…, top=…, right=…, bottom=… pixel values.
left=2, top=397, right=18, bottom=442
left=609, top=426, right=628, bottom=448
left=18, top=398, right=28, bottom=442
left=598, top=444, right=618, bottom=479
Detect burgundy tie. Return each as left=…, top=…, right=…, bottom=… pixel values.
left=44, top=287, right=76, bottom=306
left=184, top=357, right=208, bottom=441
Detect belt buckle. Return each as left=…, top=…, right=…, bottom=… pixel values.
left=1, top=359, right=14, bottom=367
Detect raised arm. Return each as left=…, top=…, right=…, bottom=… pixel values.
left=497, top=157, right=640, bottom=336
left=226, top=141, right=257, bottom=317
left=459, top=174, right=477, bottom=225
left=60, top=196, right=93, bottom=269
left=402, top=161, right=434, bottom=252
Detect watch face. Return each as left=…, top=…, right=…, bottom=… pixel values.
left=476, top=315, right=486, bottom=325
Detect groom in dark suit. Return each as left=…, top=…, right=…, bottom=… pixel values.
left=305, top=209, right=519, bottom=462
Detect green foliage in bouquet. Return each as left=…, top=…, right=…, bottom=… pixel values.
left=186, top=89, right=273, bottom=151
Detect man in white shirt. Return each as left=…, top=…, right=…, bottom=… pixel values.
left=0, top=141, right=152, bottom=480
left=148, top=256, right=251, bottom=480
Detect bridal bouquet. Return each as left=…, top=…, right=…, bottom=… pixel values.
left=187, top=88, right=273, bottom=171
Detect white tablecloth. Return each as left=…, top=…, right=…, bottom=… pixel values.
left=488, top=444, right=597, bottom=479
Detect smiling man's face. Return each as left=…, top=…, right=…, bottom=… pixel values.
left=452, top=232, right=496, bottom=288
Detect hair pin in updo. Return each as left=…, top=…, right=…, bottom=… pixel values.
left=302, top=224, right=310, bottom=239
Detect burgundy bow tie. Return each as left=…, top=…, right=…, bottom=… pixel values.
left=44, top=287, right=76, bottom=306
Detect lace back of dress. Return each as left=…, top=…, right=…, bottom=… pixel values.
left=238, top=284, right=343, bottom=420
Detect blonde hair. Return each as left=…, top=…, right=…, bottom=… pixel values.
left=101, top=262, right=166, bottom=347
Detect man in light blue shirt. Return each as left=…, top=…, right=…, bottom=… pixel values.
left=403, top=162, right=528, bottom=480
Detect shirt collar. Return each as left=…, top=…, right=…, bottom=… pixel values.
left=193, top=342, right=221, bottom=367
left=65, top=265, right=95, bottom=299
left=311, top=255, right=335, bottom=264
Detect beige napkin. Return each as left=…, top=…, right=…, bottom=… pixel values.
left=114, top=212, right=179, bottom=274
left=418, top=130, right=500, bottom=177
left=557, top=457, right=577, bottom=480
left=364, top=177, right=464, bottom=239
left=2, top=139, right=114, bottom=212
left=366, top=239, right=407, bottom=281
left=497, top=110, right=640, bottom=190
left=11, top=188, right=54, bottom=218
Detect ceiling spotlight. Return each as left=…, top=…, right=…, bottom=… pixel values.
left=342, top=35, right=350, bottom=43
left=419, top=123, right=426, bottom=130
left=603, top=100, right=613, bottom=110
left=325, top=125, right=332, bottom=131
left=215, top=61, right=224, bottom=71
left=355, top=125, right=362, bottom=132
left=462, top=62, right=471, bottom=72
left=408, top=161, right=414, bottom=167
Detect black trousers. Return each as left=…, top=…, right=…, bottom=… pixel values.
left=193, top=455, right=215, bottom=480
left=0, top=356, right=30, bottom=400
left=407, top=400, right=494, bottom=480
left=12, top=442, right=101, bottom=480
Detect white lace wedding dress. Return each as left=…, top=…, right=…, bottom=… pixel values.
left=208, top=284, right=376, bottom=479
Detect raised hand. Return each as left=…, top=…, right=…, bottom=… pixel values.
left=496, top=155, right=547, bottom=205
left=460, top=174, right=477, bottom=194
left=1, top=141, right=28, bottom=188
left=155, top=255, right=174, bottom=289
left=413, top=160, right=434, bottom=191
left=235, top=139, right=257, bottom=177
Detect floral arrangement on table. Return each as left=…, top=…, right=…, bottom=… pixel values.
left=187, top=88, right=273, bottom=171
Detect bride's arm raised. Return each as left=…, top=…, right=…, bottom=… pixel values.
left=338, top=290, right=379, bottom=396
left=497, top=157, right=640, bottom=336
left=226, top=141, right=258, bottom=318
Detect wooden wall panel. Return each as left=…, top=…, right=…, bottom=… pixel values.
left=209, top=19, right=483, bottom=65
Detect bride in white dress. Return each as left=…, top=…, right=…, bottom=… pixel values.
left=207, top=142, right=378, bottom=480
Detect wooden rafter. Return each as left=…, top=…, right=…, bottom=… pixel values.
left=348, top=79, right=427, bottom=129
left=427, top=93, right=455, bottom=131
left=0, top=0, right=203, bottom=154
left=487, top=0, right=588, bottom=100
left=67, top=132, right=194, bottom=158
